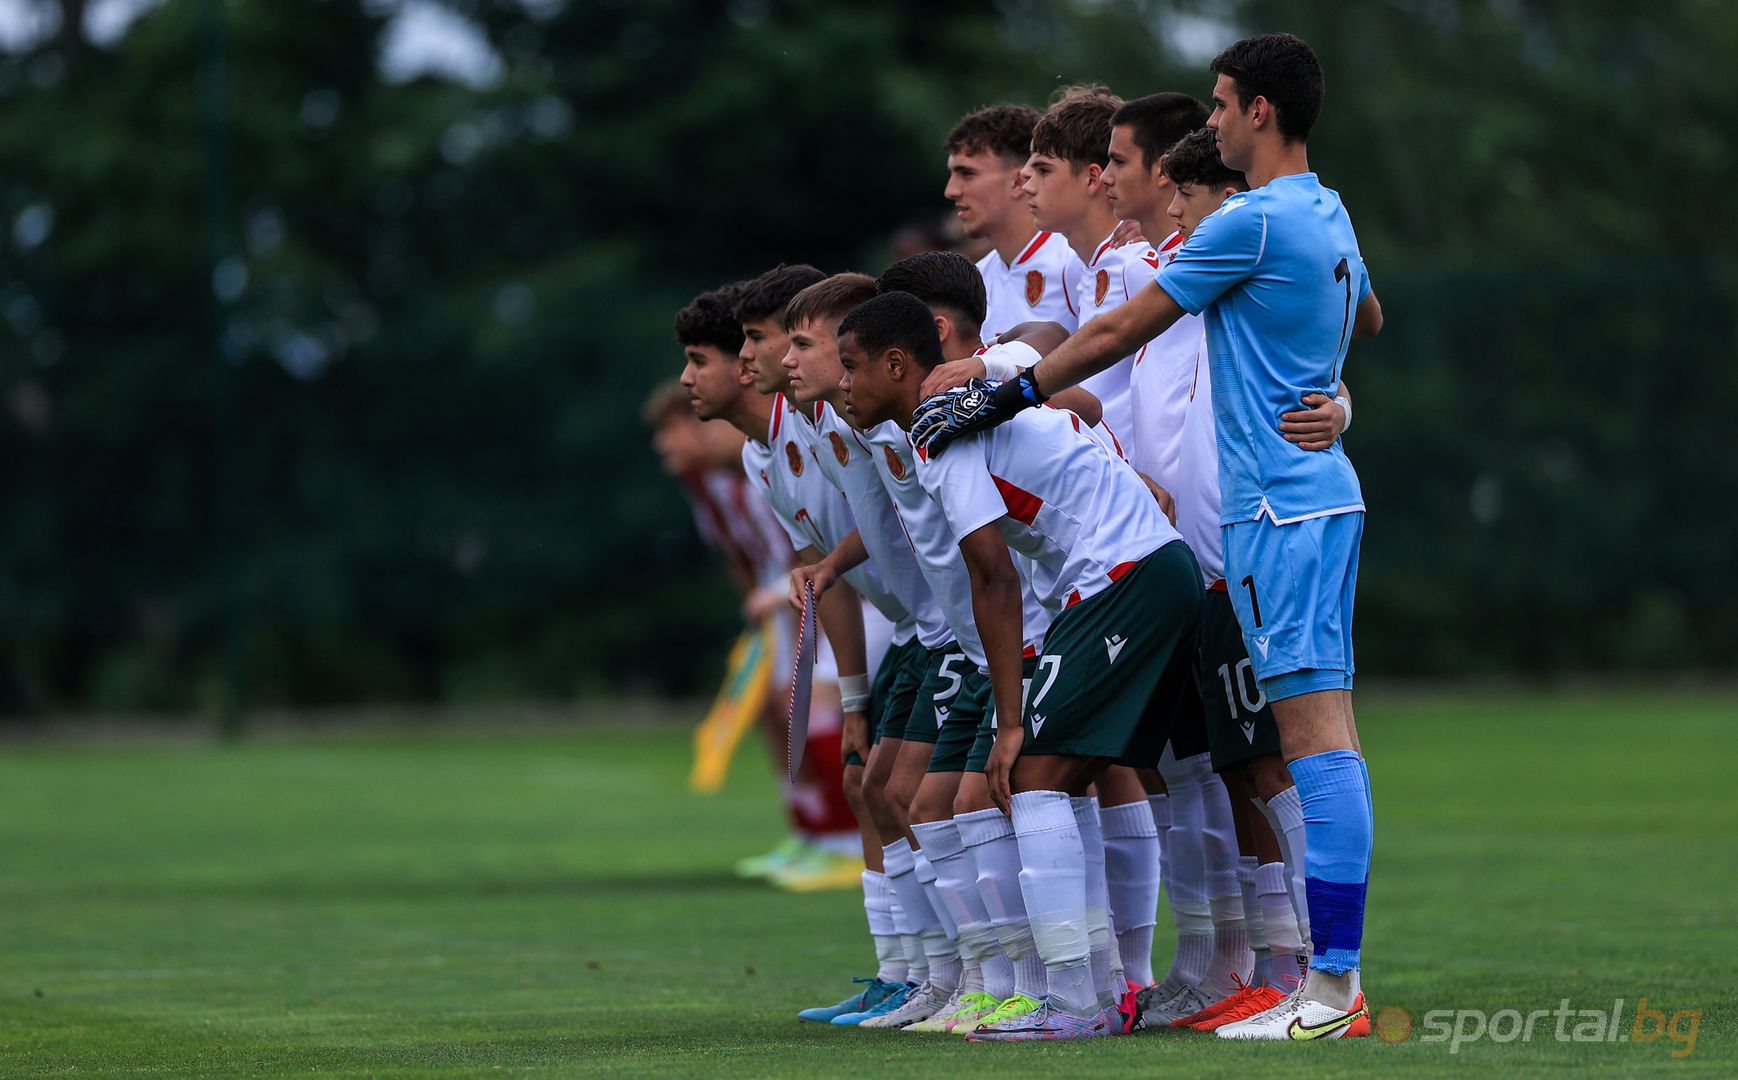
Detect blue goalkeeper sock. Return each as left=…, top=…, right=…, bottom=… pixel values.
left=1359, top=756, right=1373, bottom=882
left=1289, top=750, right=1371, bottom=976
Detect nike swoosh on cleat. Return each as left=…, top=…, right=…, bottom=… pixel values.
left=1287, top=1008, right=1366, bottom=1041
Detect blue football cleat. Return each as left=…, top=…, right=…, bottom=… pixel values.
left=832, top=982, right=914, bottom=1025
left=799, top=977, right=905, bottom=1023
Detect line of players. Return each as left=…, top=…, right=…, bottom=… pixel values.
left=670, top=32, right=1379, bottom=1042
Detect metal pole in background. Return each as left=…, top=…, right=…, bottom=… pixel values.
left=198, top=0, right=245, bottom=738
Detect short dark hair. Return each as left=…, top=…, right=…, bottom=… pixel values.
left=838, top=291, right=944, bottom=372
left=1031, top=84, right=1123, bottom=169
left=1160, top=128, right=1247, bottom=192
left=1109, top=92, right=1209, bottom=169
left=735, top=263, right=827, bottom=324
left=1210, top=32, right=1324, bottom=143
left=784, top=273, right=879, bottom=333
left=944, top=103, right=1041, bottom=164
left=876, top=251, right=986, bottom=333
left=674, top=284, right=746, bottom=353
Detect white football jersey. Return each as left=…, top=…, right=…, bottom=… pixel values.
left=1173, top=338, right=1225, bottom=586
left=978, top=231, right=1082, bottom=344
left=1126, top=230, right=1202, bottom=494
left=916, top=406, right=1181, bottom=610
left=861, top=421, right=1051, bottom=668
left=1074, top=231, right=1159, bottom=440
left=799, top=400, right=952, bottom=650
left=744, top=398, right=911, bottom=634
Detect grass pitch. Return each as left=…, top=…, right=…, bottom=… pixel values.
left=0, top=690, right=1733, bottom=1077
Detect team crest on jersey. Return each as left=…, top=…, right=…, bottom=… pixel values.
left=784, top=441, right=805, bottom=476
left=1094, top=268, right=1110, bottom=307
left=828, top=431, right=851, bottom=466
left=1025, top=270, right=1044, bottom=307
left=883, top=445, right=907, bottom=480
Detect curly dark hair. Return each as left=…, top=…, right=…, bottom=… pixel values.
left=944, top=103, right=1041, bottom=163
left=734, top=263, right=827, bottom=324
left=1159, top=128, right=1247, bottom=192
left=674, top=284, right=746, bottom=353
left=1210, top=32, right=1324, bottom=143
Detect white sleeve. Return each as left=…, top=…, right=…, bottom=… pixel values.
left=917, top=437, right=1007, bottom=545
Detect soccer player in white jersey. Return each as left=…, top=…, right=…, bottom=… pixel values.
left=914, top=33, right=1386, bottom=1041
left=675, top=286, right=866, bottom=878
left=844, top=290, right=1201, bottom=1041
left=1020, top=84, right=1153, bottom=439
left=943, top=105, right=1082, bottom=341
left=783, top=274, right=1032, bottom=1034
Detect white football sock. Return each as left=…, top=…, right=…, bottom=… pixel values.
left=1257, top=787, right=1312, bottom=949
left=955, top=807, right=1037, bottom=1000
left=910, top=819, right=1006, bottom=999
left=1158, top=752, right=1213, bottom=989
left=912, top=848, right=960, bottom=943
left=1257, top=859, right=1306, bottom=985
left=884, top=838, right=943, bottom=985
left=1100, top=799, right=1160, bottom=987
left=1238, top=856, right=1272, bottom=987
left=1011, top=790, right=1095, bottom=1013
left=1070, top=796, right=1118, bottom=1006
left=863, top=870, right=905, bottom=984
left=888, top=893, right=926, bottom=984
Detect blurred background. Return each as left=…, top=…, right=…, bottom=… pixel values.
left=2, top=0, right=1734, bottom=728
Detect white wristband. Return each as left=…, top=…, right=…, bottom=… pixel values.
left=1334, top=393, right=1352, bottom=433
left=980, top=340, right=1041, bottom=383
left=838, top=673, right=871, bottom=714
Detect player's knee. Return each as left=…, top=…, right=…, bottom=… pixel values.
left=1249, top=753, right=1293, bottom=800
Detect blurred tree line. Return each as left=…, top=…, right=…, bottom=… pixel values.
left=0, top=0, right=1732, bottom=719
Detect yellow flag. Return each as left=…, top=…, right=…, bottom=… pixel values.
left=689, top=624, right=772, bottom=793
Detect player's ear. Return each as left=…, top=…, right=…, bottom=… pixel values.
left=885, top=347, right=907, bottom=381
left=732, top=355, right=756, bottom=386
left=1083, top=162, right=1103, bottom=190
left=1249, top=94, right=1271, bottom=131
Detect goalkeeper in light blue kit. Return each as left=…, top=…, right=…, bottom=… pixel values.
left=913, top=32, right=1384, bottom=1041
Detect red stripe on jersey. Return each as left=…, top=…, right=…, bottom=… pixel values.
left=1107, top=560, right=1137, bottom=584
left=1065, top=590, right=1082, bottom=609
left=1208, top=578, right=1228, bottom=592
left=1022, top=644, right=1038, bottom=659
left=1069, top=413, right=1081, bottom=432
left=769, top=402, right=784, bottom=440
left=992, top=474, right=1044, bottom=525
left=1159, top=231, right=1186, bottom=253
left=1013, top=231, right=1053, bottom=266
left=915, top=444, right=928, bottom=463
left=1091, top=236, right=1116, bottom=266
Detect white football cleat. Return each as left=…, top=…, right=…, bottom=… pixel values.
left=858, top=980, right=952, bottom=1028
left=1216, top=989, right=1370, bottom=1040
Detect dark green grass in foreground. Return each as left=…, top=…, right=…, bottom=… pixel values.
left=0, top=690, right=1734, bottom=1077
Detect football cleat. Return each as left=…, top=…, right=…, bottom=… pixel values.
left=770, top=847, right=865, bottom=892
left=1131, top=982, right=1213, bottom=1030
left=900, top=988, right=968, bottom=1033
left=967, top=998, right=1120, bottom=1041
left=968, top=992, right=1042, bottom=1032
left=734, top=836, right=809, bottom=879
left=1116, top=979, right=1142, bottom=1035
left=858, top=980, right=952, bottom=1028
left=1171, top=973, right=1255, bottom=1027
left=798, top=977, right=905, bottom=1023
left=831, top=982, right=913, bottom=1026
left=944, top=991, right=1003, bottom=1034
left=1193, top=984, right=1288, bottom=1031
left=1217, top=989, right=1370, bottom=1041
